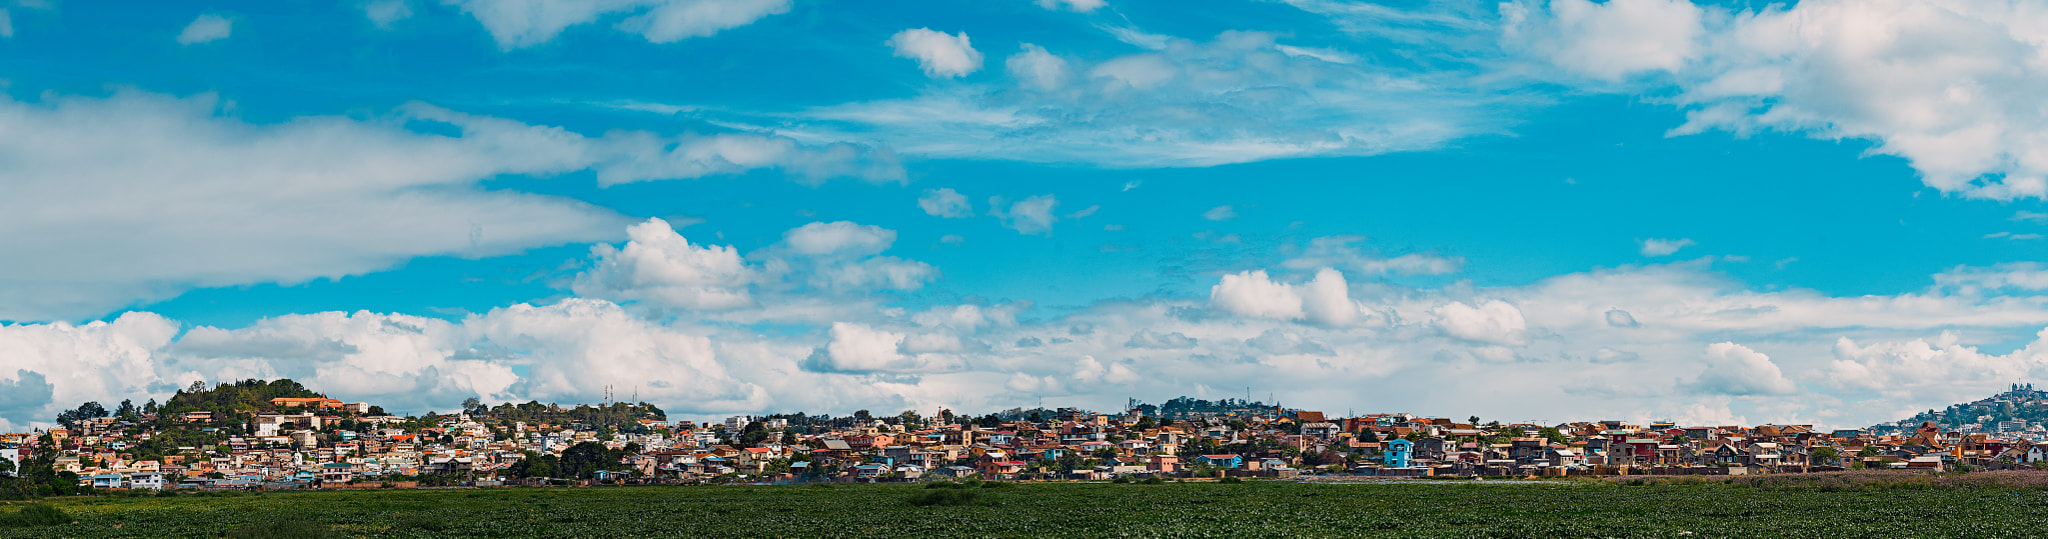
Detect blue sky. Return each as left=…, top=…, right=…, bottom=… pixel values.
left=5, top=0, right=2048, bottom=429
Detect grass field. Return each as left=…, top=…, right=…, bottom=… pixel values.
left=6, top=475, right=2048, bottom=538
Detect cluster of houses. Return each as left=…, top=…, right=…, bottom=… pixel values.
left=11, top=392, right=2048, bottom=490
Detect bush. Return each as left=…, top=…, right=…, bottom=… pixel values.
left=908, top=489, right=985, bottom=507
left=1220, top=477, right=1245, bottom=484
left=1112, top=476, right=1131, bottom=484
left=1142, top=477, right=1165, bottom=484
left=228, top=515, right=337, bottom=538
left=0, top=504, right=70, bottom=527
left=979, top=481, right=1011, bottom=489
left=924, top=481, right=971, bottom=489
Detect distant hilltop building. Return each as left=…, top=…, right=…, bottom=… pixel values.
left=270, top=397, right=369, bottom=413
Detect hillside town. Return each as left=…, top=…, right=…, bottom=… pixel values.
left=8, top=381, right=2048, bottom=493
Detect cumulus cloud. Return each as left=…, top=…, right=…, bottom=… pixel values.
left=918, top=188, right=973, bottom=218
left=1007, top=44, right=1071, bottom=91
left=756, top=222, right=937, bottom=292
left=1210, top=269, right=1362, bottom=326
left=887, top=28, right=983, bottom=78
left=1604, top=308, right=1641, bottom=328
left=1211, top=270, right=1304, bottom=320
left=1509, top=0, right=2048, bottom=199
left=1500, top=0, right=1703, bottom=81
left=1202, top=205, right=1236, bottom=221
left=1687, top=342, right=1797, bottom=395
left=990, top=195, right=1059, bottom=235
left=572, top=218, right=754, bottom=310
left=443, top=0, right=791, bottom=49
left=1432, top=300, right=1528, bottom=346
left=1640, top=238, right=1695, bottom=257
left=177, top=13, right=232, bottom=44
left=0, top=313, right=178, bottom=430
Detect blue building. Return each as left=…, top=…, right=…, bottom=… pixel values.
left=1386, top=438, right=1413, bottom=468
left=1196, top=454, right=1243, bottom=468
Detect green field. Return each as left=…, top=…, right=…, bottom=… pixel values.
left=6, top=476, right=2048, bottom=538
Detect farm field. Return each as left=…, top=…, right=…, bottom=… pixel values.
left=5, top=476, right=2048, bottom=538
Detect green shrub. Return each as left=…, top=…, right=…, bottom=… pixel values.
left=0, top=504, right=70, bottom=527
left=1112, top=476, right=1131, bottom=484
left=979, top=481, right=1011, bottom=489
left=1142, top=477, right=1165, bottom=484
left=1220, top=477, right=1245, bottom=484
left=908, top=489, right=985, bottom=507
left=924, top=481, right=970, bottom=489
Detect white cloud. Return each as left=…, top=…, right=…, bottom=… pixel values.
left=1688, top=342, right=1798, bottom=395
left=779, top=221, right=896, bottom=257
left=177, top=14, right=232, bottom=45
left=364, top=0, right=414, bottom=27
left=0, top=313, right=178, bottom=430
left=918, top=188, right=973, bottom=218
left=1300, top=269, right=1360, bottom=327
left=758, top=222, right=938, bottom=292
left=1246, top=329, right=1335, bottom=356
left=991, top=195, right=1059, bottom=235
left=1211, top=268, right=1364, bottom=326
left=421, top=104, right=909, bottom=187
left=1125, top=329, right=1198, bottom=349
left=1007, top=44, right=1071, bottom=91
left=1936, top=263, right=2048, bottom=293
left=1826, top=330, right=2048, bottom=411
left=572, top=218, right=755, bottom=310
left=28, top=256, right=2048, bottom=430
left=443, top=0, right=790, bottom=50
left=1037, top=0, right=1106, bottom=12
left=1500, top=0, right=1704, bottom=81
left=0, top=9, right=13, bottom=39
left=805, top=31, right=1510, bottom=167
left=887, top=28, right=983, bottom=78
left=615, top=0, right=792, bottom=43
left=0, top=91, right=634, bottom=322
left=1281, top=236, right=1463, bottom=276
left=1604, top=308, right=1641, bottom=328
left=1433, top=300, right=1528, bottom=346
left=1562, top=0, right=2048, bottom=200
left=1211, top=270, right=1304, bottom=320
left=1640, top=237, right=1695, bottom=256
left=1202, top=205, right=1236, bottom=221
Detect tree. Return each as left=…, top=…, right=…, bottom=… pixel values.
left=1812, top=447, right=1840, bottom=466
left=368, top=405, right=387, bottom=416
left=142, top=399, right=159, bottom=416
left=462, top=397, right=485, bottom=416
left=740, top=422, right=770, bottom=447
left=1057, top=451, right=1084, bottom=473
left=560, top=442, right=622, bottom=479
left=116, top=399, right=137, bottom=419
left=1134, top=416, right=1158, bottom=431
left=1358, top=429, right=1380, bottom=443
left=1468, top=416, right=1481, bottom=425
left=781, top=430, right=798, bottom=445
